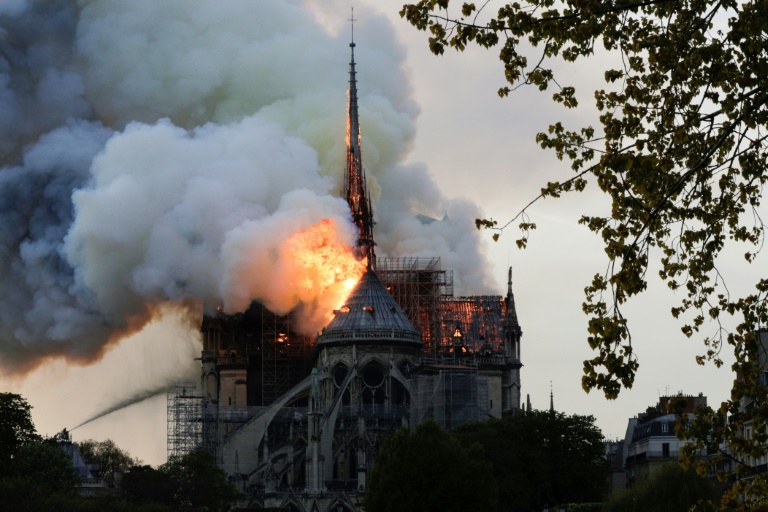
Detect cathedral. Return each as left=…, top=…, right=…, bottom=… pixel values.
left=167, top=30, right=523, bottom=512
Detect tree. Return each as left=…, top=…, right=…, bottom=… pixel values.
left=0, top=477, right=84, bottom=512
left=122, top=465, right=175, bottom=508
left=456, top=411, right=610, bottom=511
left=0, top=392, right=40, bottom=472
left=159, top=449, right=239, bottom=512
left=76, top=438, right=141, bottom=486
left=365, top=419, right=498, bottom=512
left=0, top=395, right=87, bottom=511
left=0, top=397, right=164, bottom=512
left=402, top=1, right=768, bottom=507
left=604, top=462, right=721, bottom=512
left=15, top=439, right=81, bottom=492
left=0, top=439, right=83, bottom=512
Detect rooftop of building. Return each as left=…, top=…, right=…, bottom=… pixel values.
left=635, top=392, right=707, bottom=426
left=316, top=268, right=421, bottom=347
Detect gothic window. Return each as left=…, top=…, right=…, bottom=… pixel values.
left=362, top=363, right=384, bottom=387
left=334, top=363, right=348, bottom=387
left=329, top=502, right=354, bottom=512
left=390, top=377, right=409, bottom=406
left=333, top=363, right=351, bottom=405
left=362, top=362, right=386, bottom=405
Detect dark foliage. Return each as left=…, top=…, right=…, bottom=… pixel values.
left=0, top=392, right=40, bottom=473
left=604, top=462, right=721, bottom=512
left=122, top=465, right=176, bottom=506
left=455, top=410, right=610, bottom=511
left=365, top=419, right=498, bottom=512
left=159, top=449, right=239, bottom=512
left=76, top=438, right=142, bottom=486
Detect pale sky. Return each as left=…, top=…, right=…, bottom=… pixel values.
left=1, top=1, right=755, bottom=467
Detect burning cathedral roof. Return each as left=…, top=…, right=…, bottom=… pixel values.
left=316, top=268, right=420, bottom=347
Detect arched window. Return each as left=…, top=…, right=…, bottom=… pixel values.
left=391, top=377, right=409, bottom=406
left=361, top=362, right=386, bottom=405
left=333, top=363, right=351, bottom=405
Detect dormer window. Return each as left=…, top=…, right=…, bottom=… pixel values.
left=451, top=324, right=465, bottom=355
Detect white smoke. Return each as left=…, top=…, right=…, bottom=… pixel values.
left=66, top=117, right=350, bottom=315
left=377, top=163, right=494, bottom=295
left=0, top=0, right=494, bottom=372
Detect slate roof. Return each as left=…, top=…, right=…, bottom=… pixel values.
left=317, top=269, right=421, bottom=347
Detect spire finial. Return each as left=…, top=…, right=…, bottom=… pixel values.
left=349, top=7, right=356, bottom=47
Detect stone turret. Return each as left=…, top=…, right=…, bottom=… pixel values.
left=503, top=267, right=523, bottom=414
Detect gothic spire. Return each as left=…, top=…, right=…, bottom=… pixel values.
left=342, top=9, right=376, bottom=269
left=550, top=381, right=554, bottom=412
left=506, top=267, right=522, bottom=336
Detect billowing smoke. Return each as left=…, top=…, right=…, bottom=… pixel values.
left=0, top=0, right=91, bottom=161
left=0, top=0, right=494, bottom=375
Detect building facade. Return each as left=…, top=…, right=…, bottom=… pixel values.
left=623, top=394, right=708, bottom=487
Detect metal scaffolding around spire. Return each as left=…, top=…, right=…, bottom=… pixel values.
left=342, top=10, right=376, bottom=268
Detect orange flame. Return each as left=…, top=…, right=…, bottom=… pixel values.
left=345, top=88, right=351, bottom=147
left=285, top=218, right=366, bottom=324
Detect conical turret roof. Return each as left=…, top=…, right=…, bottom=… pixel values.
left=317, top=269, right=420, bottom=347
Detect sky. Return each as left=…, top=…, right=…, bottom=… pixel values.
left=0, top=0, right=757, bottom=466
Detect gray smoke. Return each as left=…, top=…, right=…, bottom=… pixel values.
left=0, top=0, right=90, bottom=162
left=0, top=120, right=114, bottom=370
left=0, top=0, right=495, bottom=374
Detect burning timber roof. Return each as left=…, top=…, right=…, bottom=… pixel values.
left=316, top=269, right=421, bottom=347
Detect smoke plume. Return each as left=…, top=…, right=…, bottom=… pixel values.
left=0, top=0, right=495, bottom=374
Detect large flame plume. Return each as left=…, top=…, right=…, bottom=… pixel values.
left=284, top=219, right=367, bottom=330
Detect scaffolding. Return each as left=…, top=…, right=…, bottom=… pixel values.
left=200, top=304, right=314, bottom=408
left=441, top=296, right=507, bottom=354
left=258, top=306, right=314, bottom=406
left=410, top=368, right=490, bottom=428
left=167, top=383, right=213, bottom=458
left=375, top=257, right=453, bottom=352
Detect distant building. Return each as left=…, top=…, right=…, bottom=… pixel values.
left=613, top=332, right=768, bottom=495
left=604, top=439, right=627, bottom=493
left=55, top=429, right=109, bottom=497
left=624, top=394, right=708, bottom=486
left=729, top=329, right=768, bottom=476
